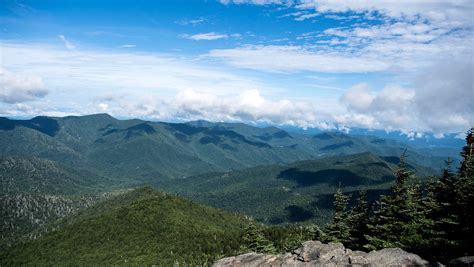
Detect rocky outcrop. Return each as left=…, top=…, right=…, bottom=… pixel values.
left=449, top=256, right=474, bottom=266
left=213, top=241, right=429, bottom=266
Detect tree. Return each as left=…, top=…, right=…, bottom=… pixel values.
left=365, top=151, right=426, bottom=251
left=240, top=220, right=276, bottom=254
left=324, top=185, right=351, bottom=244
left=455, top=128, right=474, bottom=256
left=346, top=190, right=369, bottom=249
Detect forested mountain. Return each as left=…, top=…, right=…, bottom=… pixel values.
left=0, top=187, right=250, bottom=266
left=0, top=114, right=471, bottom=265
left=0, top=114, right=453, bottom=186
left=0, top=114, right=451, bottom=249
left=0, top=156, right=108, bottom=195
left=160, top=152, right=434, bottom=225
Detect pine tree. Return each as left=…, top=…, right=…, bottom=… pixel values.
left=346, top=190, right=369, bottom=249
left=324, top=185, right=351, bottom=244
left=240, top=220, right=276, bottom=254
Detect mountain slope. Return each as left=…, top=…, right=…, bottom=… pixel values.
left=0, top=193, right=105, bottom=249
left=160, top=152, right=433, bottom=225
left=0, top=156, right=108, bottom=195
left=0, top=114, right=445, bottom=186
left=0, top=187, right=249, bottom=266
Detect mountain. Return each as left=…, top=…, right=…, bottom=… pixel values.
left=0, top=156, right=108, bottom=195
left=160, top=152, right=434, bottom=225
left=0, top=193, right=105, bottom=249
left=0, top=114, right=448, bottom=187
left=0, top=187, right=249, bottom=266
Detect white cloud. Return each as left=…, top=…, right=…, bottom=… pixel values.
left=58, top=35, right=75, bottom=50
left=98, top=88, right=328, bottom=129
left=294, top=13, right=319, bottom=21
left=0, top=68, right=48, bottom=103
left=208, top=45, right=389, bottom=73
left=340, top=83, right=374, bottom=112
left=121, top=44, right=136, bottom=48
left=296, top=0, right=473, bottom=25
left=219, top=0, right=293, bottom=5
left=339, top=59, right=473, bottom=134
left=1, top=41, right=259, bottom=98
left=182, top=32, right=228, bottom=41
left=175, top=17, right=206, bottom=26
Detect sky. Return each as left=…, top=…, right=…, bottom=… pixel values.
left=0, top=0, right=473, bottom=136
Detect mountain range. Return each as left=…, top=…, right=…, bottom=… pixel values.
left=0, top=114, right=462, bottom=256
left=0, top=114, right=456, bottom=189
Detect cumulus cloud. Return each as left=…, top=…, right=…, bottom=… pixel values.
left=339, top=60, right=473, bottom=134
left=208, top=45, right=389, bottom=73
left=0, top=69, right=48, bottom=103
left=96, top=88, right=329, bottom=129
left=182, top=32, right=228, bottom=41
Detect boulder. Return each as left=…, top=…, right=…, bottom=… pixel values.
left=449, top=256, right=474, bottom=266
left=366, top=248, right=429, bottom=266
left=213, top=241, right=430, bottom=267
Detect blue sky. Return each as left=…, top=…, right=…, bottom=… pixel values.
left=0, top=0, right=473, bottom=136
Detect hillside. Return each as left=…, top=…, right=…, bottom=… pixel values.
left=0, top=193, right=105, bottom=249
left=0, top=114, right=447, bottom=186
left=160, top=152, right=434, bottom=225
left=0, top=156, right=109, bottom=195
left=0, top=187, right=249, bottom=266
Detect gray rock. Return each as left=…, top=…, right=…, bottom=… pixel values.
left=366, top=248, right=429, bottom=266
left=213, top=241, right=430, bottom=267
left=294, top=241, right=347, bottom=263
left=449, top=256, right=474, bottom=266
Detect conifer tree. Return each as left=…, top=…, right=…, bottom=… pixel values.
left=365, top=151, right=426, bottom=251
left=241, top=220, right=276, bottom=254
left=346, top=190, right=369, bottom=249
left=324, top=185, right=351, bottom=244
left=455, top=128, right=474, bottom=256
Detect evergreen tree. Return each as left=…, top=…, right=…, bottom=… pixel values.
left=240, top=220, right=276, bottom=254
left=346, top=190, right=369, bottom=249
left=324, top=185, right=351, bottom=244
left=424, top=159, right=460, bottom=259
left=455, top=128, right=474, bottom=256
left=365, top=151, right=426, bottom=251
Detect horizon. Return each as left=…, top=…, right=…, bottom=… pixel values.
left=1, top=0, right=473, bottom=137
left=1, top=112, right=468, bottom=144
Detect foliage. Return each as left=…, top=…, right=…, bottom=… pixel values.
left=240, top=220, right=276, bottom=254
left=346, top=190, right=369, bottom=249
left=323, top=129, right=474, bottom=263
left=0, top=187, right=248, bottom=266
left=323, top=186, right=351, bottom=243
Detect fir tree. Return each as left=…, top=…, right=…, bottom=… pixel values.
left=455, top=128, right=474, bottom=256
left=240, top=220, right=276, bottom=254
left=365, top=151, right=426, bottom=251
left=346, top=190, right=369, bottom=249
left=324, top=185, right=351, bottom=244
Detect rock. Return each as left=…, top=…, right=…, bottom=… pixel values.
left=213, top=252, right=302, bottom=267
left=366, top=248, right=429, bottom=266
left=449, top=256, right=474, bottom=266
left=213, top=241, right=430, bottom=267
left=294, top=241, right=348, bottom=263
